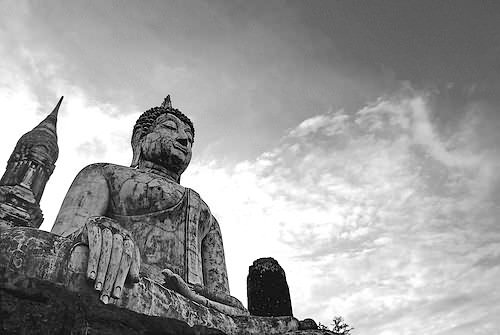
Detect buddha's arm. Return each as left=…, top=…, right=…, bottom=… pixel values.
left=162, top=216, right=246, bottom=314
left=198, top=217, right=246, bottom=311
left=51, top=164, right=140, bottom=304
left=201, top=217, right=230, bottom=294
left=51, top=164, right=109, bottom=237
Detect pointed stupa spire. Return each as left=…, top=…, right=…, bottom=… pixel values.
left=0, top=96, right=63, bottom=228
left=49, top=96, right=63, bottom=119
left=34, top=96, right=63, bottom=134
left=161, top=95, right=172, bottom=109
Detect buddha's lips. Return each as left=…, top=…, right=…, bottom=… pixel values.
left=173, top=144, right=188, bottom=154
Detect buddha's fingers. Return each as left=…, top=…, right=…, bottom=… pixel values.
left=86, top=223, right=102, bottom=281
left=127, top=245, right=140, bottom=283
left=112, top=239, right=133, bottom=299
left=162, top=269, right=191, bottom=296
left=95, top=228, right=113, bottom=292
left=101, top=233, right=123, bottom=304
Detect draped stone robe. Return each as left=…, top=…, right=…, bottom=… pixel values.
left=51, top=163, right=230, bottom=294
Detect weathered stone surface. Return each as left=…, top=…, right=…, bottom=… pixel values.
left=299, top=318, right=318, bottom=330
left=0, top=185, right=43, bottom=229
left=1, top=280, right=226, bottom=335
left=0, top=226, right=300, bottom=334
left=0, top=96, right=305, bottom=334
left=46, top=98, right=251, bottom=315
left=0, top=97, right=62, bottom=229
left=247, top=257, right=293, bottom=317
left=285, top=331, right=335, bottom=335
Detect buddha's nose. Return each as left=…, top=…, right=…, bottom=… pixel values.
left=176, top=137, right=188, bottom=147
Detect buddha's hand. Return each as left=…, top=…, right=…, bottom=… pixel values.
left=161, top=269, right=249, bottom=316
left=161, top=268, right=193, bottom=297
left=74, top=216, right=141, bottom=304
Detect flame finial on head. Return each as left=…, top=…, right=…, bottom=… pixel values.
left=131, top=94, right=194, bottom=168
left=161, top=95, right=172, bottom=109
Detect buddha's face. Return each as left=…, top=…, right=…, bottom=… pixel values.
left=140, top=113, right=193, bottom=176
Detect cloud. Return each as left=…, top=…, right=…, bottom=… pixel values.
left=0, top=46, right=137, bottom=230
left=76, top=138, right=108, bottom=158
left=0, top=0, right=403, bottom=165
left=0, top=2, right=498, bottom=334
left=1, top=46, right=498, bottom=332
left=288, top=110, right=350, bottom=137
left=1, top=6, right=498, bottom=330
left=183, top=88, right=500, bottom=334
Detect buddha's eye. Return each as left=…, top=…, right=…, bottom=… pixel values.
left=162, top=121, right=177, bottom=130
left=185, top=130, right=193, bottom=144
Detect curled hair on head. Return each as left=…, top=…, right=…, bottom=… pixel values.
left=130, top=104, right=195, bottom=167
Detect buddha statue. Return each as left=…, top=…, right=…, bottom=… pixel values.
left=50, top=96, right=247, bottom=316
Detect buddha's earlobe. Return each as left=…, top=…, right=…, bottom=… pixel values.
left=130, top=131, right=143, bottom=168
left=130, top=145, right=141, bottom=168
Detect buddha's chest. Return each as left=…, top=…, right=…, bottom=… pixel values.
left=110, top=193, right=193, bottom=282
left=106, top=170, right=185, bottom=216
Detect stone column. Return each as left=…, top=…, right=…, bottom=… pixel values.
left=247, top=257, right=293, bottom=317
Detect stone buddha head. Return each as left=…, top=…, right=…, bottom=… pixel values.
left=131, top=96, right=195, bottom=182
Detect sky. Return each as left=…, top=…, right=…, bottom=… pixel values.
left=0, top=1, right=499, bottom=334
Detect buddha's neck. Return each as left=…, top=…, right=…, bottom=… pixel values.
left=137, top=160, right=180, bottom=183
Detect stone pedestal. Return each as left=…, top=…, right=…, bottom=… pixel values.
left=247, top=257, right=293, bottom=317
left=0, top=227, right=299, bottom=335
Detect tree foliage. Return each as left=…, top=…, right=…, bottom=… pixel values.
left=318, top=316, right=354, bottom=335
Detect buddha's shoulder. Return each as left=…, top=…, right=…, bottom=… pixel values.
left=187, top=190, right=218, bottom=232
left=187, top=188, right=212, bottom=217
left=77, top=163, right=153, bottom=183
left=78, top=162, right=130, bottom=175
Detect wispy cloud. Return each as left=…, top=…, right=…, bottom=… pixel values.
left=2, top=43, right=498, bottom=331
left=1, top=2, right=499, bottom=333
left=76, top=138, right=108, bottom=158
left=0, top=50, right=136, bottom=230
left=184, top=88, right=500, bottom=334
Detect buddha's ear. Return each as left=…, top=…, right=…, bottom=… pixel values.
left=130, top=130, right=143, bottom=168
